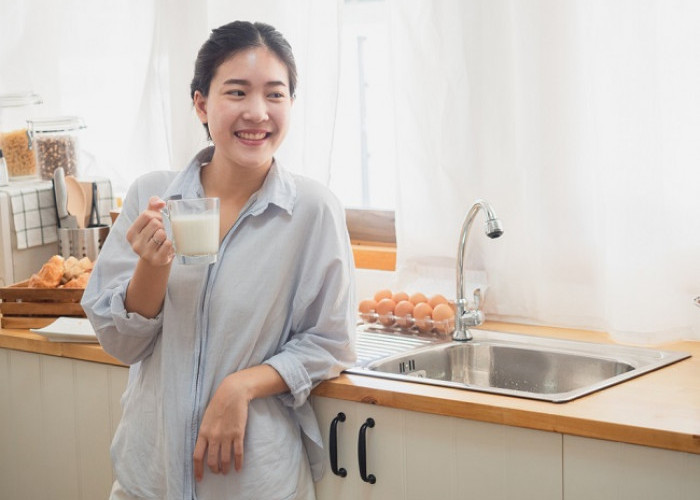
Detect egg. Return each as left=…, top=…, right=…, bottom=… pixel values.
left=412, top=302, right=434, bottom=332
left=358, top=298, right=378, bottom=323
left=376, top=298, right=397, bottom=326
left=409, top=292, right=428, bottom=305
left=432, top=303, right=454, bottom=335
left=373, top=288, right=393, bottom=302
left=394, top=300, right=415, bottom=328
left=428, top=294, right=448, bottom=308
left=392, top=291, right=409, bottom=303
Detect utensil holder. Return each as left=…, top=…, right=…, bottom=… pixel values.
left=58, top=226, right=109, bottom=261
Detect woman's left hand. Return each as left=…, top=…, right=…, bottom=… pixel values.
left=192, top=364, right=289, bottom=482
left=193, top=374, right=250, bottom=481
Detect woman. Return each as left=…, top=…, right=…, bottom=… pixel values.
left=82, top=21, right=356, bottom=500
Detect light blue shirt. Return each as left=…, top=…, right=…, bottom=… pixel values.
left=82, top=147, right=356, bottom=499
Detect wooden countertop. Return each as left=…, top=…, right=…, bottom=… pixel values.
left=1, top=321, right=698, bottom=454
left=0, top=327, right=125, bottom=366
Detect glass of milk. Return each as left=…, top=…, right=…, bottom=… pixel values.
left=165, top=197, right=220, bottom=265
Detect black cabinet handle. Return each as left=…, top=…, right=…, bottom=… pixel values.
left=329, top=412, right=347, bottom=477
left=358, top=417, right=376, bottom=484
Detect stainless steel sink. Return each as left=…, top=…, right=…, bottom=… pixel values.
left=346, top=326, right=691, bottom=402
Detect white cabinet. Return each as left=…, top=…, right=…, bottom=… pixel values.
left=312, top=396, right=405, bottom=500
left=311, top=396, right=563, bottom=500
left=4, top=348, right=699, bottom=500
left=563, top=435, right=700, bottom=500
left=0, top=349, right=128, bottom=500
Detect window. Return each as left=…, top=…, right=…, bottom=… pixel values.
left=331, top=0, right=396, bottom=212
left=333, top=0, right=397, bottom=269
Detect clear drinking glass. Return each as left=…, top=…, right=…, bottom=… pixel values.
left=164, top=197, right=220, bottom=265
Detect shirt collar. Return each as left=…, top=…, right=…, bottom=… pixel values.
left=163, top=146, right=296, bottom=216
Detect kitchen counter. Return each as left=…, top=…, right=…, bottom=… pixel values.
left=0, top=327, right=123, bottom=366
left=1, top=321, right=698, bottom=455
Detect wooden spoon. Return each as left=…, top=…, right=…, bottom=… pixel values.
left=65, top=175, right=87, bottom=228
left=79, top=180, right=93, bottom=229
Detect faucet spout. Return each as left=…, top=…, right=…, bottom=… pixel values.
left=453, top=199, right=503, bottom=341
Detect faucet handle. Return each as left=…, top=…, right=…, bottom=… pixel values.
left=472, top=288, right=482, bottom=310
left=461, top=309, right=484, bottom=328
left=453, top=288, right=486, bottom=340
left=458, top=288, right=484, bottom=328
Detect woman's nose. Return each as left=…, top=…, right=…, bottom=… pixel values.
left=242, top=95, right=268, bottom=122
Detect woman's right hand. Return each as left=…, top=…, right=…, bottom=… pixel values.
left=125, top=196, right=174, bottom=266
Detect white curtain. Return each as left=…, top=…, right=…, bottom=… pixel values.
left=388, top=0, right=700, bottom=343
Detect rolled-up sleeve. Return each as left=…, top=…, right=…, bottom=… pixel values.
left=264, top=195, right=356, bottom=408
left=81, top=176, right=167, bottom=365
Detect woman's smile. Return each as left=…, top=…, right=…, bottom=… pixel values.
left=235, top=129, right=272, bottom=143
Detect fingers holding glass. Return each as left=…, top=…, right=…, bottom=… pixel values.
left=127, top=214, right=173, bottom=264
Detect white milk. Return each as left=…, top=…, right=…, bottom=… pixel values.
left=170, top=213, right=219, bottom=256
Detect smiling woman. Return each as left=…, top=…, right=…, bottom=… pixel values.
left=81, top=20, right=356, bottom=500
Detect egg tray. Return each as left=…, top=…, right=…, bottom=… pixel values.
left=358, top=312, right=455, bottom=337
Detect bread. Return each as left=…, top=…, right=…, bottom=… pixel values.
left=27, top=255, right=94, bottom=289
left=28, top=255, right=65, bottom=288
left=63, top=256, right=93, bottom=282
left=62, top=272, right=91, bottom=288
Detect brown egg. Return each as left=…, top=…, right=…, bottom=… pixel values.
left=428, top=294, right=448, bottom=308
left=391, top=291, right=409, bottom=303
left=376, top=298, right=397, bottom=326
left=373, top=289, right=393, bottom=302
left=409, top=292, right=428, bottom=305
left=358, top=299, right=378, bottom=323
left=394, top=300, right=415, bottom=328
left=413, top=302, right=433, bottom=332
left=432, top=303, right=454, bottom=335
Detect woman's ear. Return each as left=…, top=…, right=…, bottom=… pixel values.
left=193, top=91, right=208, bottom=124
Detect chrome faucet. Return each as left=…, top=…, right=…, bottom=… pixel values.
left=453, top=199, right=504, bottom=341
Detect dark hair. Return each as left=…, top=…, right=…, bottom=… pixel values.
left=190, top=21, right=297, bottom=138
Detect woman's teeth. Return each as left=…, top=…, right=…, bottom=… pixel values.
left=236, top=131, right=268, bottom=140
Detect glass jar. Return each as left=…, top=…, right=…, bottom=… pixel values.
left=28, top=116, right=87, bottom=180
left=0, top=92, right=43, bottom=180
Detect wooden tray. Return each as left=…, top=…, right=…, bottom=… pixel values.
left=0, top=280, right=86, bottom=329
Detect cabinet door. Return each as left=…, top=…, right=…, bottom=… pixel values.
left=312, top=396, right=406, bottom=500
left=564, top=435, right=700, bottom=500
left=404, top=411, right=562, bottom=500
left=312, top=396, right=562, bottom=500
left=0, top=349, right=129, bottom=500
left=312, top=397, right=359, bottom=500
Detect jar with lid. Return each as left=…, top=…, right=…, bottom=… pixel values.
left=0, top=92, right=43, bottom=180
left=28, top=116, right=86, bottom=180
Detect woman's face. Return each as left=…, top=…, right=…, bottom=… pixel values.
left=194, top=47, right=293, bottom=172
